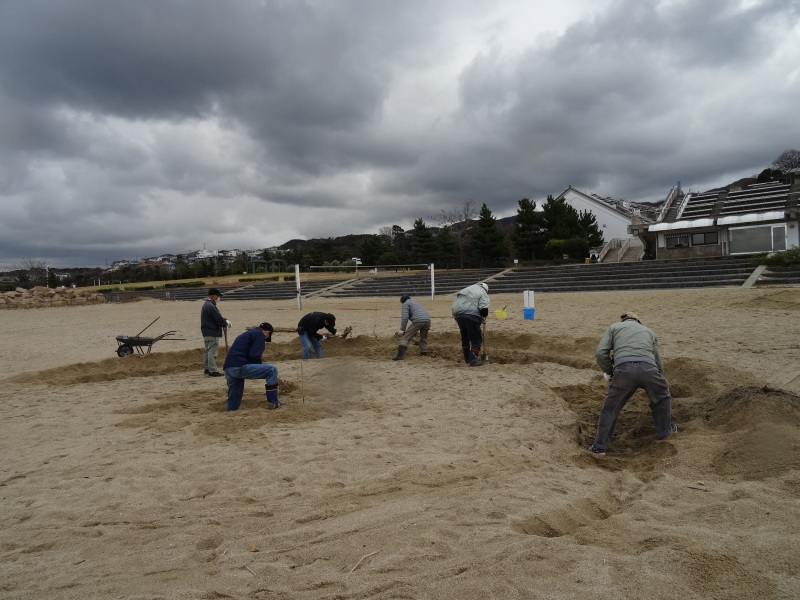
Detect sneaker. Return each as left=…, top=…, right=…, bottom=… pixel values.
left=587, top=444, right=606, bottom=456
left=658, top=423, right=678, bottom=439
left=204, top=369, right=209, bottom=375
left=267, top=400, right=287, bottom=410
left=469, top=359, right=484, bottom=367
left=207, top=371, right=223, bottom=377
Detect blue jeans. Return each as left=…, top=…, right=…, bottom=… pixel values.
left=224, top=364, right=278, bottom=411
left=299, top=332, right=324, bottom=359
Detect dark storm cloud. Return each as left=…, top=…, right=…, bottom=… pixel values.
left=450, top=0, right=800, bottom=203
left=0, top=0, right=798, bottom=267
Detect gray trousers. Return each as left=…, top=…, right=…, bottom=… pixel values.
left=399, top=321, right=430, bottom=352
left=593, top=361, right=672, bottom=451
left=203, top=336, right=220, bottom=373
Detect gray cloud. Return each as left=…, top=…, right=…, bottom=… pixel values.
left=0, top=0, right=798, bottom=267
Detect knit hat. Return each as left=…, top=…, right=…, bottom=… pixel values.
left=400, top=295, right=411, bottom=303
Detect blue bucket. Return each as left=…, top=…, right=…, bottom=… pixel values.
left=523, top=308, right=535, bottom=320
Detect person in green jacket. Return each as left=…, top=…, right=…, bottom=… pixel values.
left=588, top=311, right=677, bottom=456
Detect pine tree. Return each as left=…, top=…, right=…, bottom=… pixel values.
left=512, top=198, right=545, bottom=262
left=469, top=204, right=508, bottom=267
left=410, top=218, right=437, bottom=264
left=435, top=226, right=459, bottom=269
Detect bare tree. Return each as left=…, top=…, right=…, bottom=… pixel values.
left=378, top=226, right=394, bottom=241
left=14, top=258, right=49, bottom=288
left=772, top=149, right=800, bottom=172
left=435, top=200, right=477, bottom=269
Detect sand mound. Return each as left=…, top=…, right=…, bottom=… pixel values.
left=693, top=386, right=800, bottom=480
left=3, top=290, right=800, bottom=600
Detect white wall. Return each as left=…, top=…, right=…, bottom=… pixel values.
left=560, top=189, right=633, bottom=240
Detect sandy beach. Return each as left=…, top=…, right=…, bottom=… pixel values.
left=1, top=286, right=799, bottom=599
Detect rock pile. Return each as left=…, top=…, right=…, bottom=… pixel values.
left=0, top=286, right=107, bottom=309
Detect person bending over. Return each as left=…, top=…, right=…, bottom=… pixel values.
left=296, top=312, right=336, bottom=359
left=588, top=311, right=676, bottom=456
left=451, top=282, right=490, bottom=367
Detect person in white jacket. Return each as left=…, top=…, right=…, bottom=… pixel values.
left=451, top=282, right=490, bottom=366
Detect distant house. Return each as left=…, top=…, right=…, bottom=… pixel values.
left=548, top=187, right=663, bottom=261
left=553, top=186, right=659, bottom=241
left=641, top=170, right=800, bottom=259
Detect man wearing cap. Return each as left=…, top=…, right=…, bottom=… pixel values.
left=296, top=312, right=337, bottom=359
left=200, top=288, right=231, bottom=377
left=222, top=322, right=284, bottom=411
left=451, top=282, right=490, bottom=367
left=588, top=311, right=677, bottom=456
left=392, top=295, right=431, bottom=361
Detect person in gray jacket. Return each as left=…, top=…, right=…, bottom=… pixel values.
left=392, top=295, right=432, bottom=360
left=588, top=311, right=677, bottom=456
left=451, top=282, right=490, bottom=367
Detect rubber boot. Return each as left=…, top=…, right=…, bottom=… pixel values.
left=469, top=349, right=484, bottom=367
left=392, top=345, right=407, bottom=361
left=265, top=384, right=286, bottom=409
left=462, top=347, right=472, bottom=363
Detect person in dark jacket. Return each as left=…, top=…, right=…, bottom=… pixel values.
left=222, top=322, right=284, bottom=411
left=296, top=312, right=336, bottom=359
left=200, top=288, right=230, bottom=377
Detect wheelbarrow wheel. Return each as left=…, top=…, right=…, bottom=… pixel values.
left=117, top=345, right=134, bottom=357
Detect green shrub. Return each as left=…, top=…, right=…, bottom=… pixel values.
left=754, top=246, right=800, bottom=267
left=562, top=238, right=591, bottom=261
left=165, top=281, right=205, bottom=289
left=238, top=276, right=281, bottom=282
left=544, top=239, right=564, bottom=259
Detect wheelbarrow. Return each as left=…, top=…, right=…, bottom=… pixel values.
left=115, top=317, right=185, bottom=357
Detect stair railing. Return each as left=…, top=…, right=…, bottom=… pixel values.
left=598, top=238, right=621, bottom=263
left=617, top=237, right=632, bottom=262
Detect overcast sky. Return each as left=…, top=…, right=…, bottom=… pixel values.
left=1, top=0, right=798, bottom=268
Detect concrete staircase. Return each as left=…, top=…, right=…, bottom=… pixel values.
left=486, top=255, right=757, bottom=294
left=755, top=266, right=800, bottom=286
left=321, top=268, right=503, bottom=299
left=618, top=246, right=641, bottom=263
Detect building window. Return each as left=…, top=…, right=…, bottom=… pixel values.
left=729, top=224, right=786, bottom=254
left=691, top=231, right=719, bottom=245
left=665, top=234, right=690, bottom=248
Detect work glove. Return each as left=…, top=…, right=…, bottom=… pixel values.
left=603, top=372, right=612, bottom=382
left=396, top=330, right=405, bottom=337
left=225, top=319, right=232, bottom=328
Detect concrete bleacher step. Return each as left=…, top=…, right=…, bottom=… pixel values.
left=754, top=266, right=800, bottom=286
left=108, top=256, right=778, bottom=302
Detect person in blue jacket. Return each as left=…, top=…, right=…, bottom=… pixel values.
left=222, top=322, right=285, bottom=411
